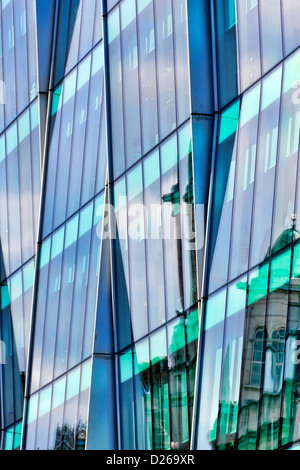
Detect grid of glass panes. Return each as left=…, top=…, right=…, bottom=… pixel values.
left=0, top=0, right=38, bottom=132
left=107, top=0, right=190, bottom=179
left=119, top=308, right=198, bottom=450
left=214, top=0, right=300, bottom=108
left=195, top=47, right=300, bottom=451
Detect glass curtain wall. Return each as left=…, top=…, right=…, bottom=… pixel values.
left=0, top=0, right=40, bottom=449
left=195, top=46, right=300, bottom=451
left=22, top=0, right=106, bottom=451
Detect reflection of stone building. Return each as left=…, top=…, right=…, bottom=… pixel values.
left=53, top=421, right=86, bottom=451
left=238, top=227, right=300, bottom=450
left=207, top=227, right=300, bottom=450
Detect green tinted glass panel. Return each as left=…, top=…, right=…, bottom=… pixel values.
left=120, top=350, right=133, bottom=383
left=292, top=243, right=300, bottom=277
left=283, top=50, right=300, bottom=93
left=186, top=307, right=199, bottom=344
left=39, top=387, right=52, bottom=418
left=137, top=0, right=152, bottom=13
left=205, top=289, right=226, bottom=330
left=18, top=110, right=30, bottom=143
left=1, top=284, right=10, bottom=310
left=144, top=151, right=160, bottom=189
left=40, top=238, right=51, bottom=269
left=6, top=123, right=18, bottom=154
left=30, top=101, right=39, bottom=130
left=10, top=272, right=22, bottom=302
left=168, top=318, right=185, bottom=355
left=51, top=227, right=65, bottom=260
left=240, top=84, right=261, bottom=127
left=27, top=395, right=39, bottom=424
left=248, top=263, right=269, bottom=305
left=65, top=215, right=79, bottom=249
left=4, top=428, right=14, bottom=451
left=14, top=423, right=22, bottom=449
left=150, top=329, right=167, bottom=366
left=79, top=203, right=93, bottom=238
left=127, top=165, right=143, bottom=201
left=114, top=177, right=126, bottom=211
left=261, top=66, right=282, bottom=111
left=161, top=136, right=177, bottom=175
left=108, top=9, right=120, bottom=44
left=0, top=135, right=5, bottom=162
left=94, top=193, right=105, bottom=226
left=134, top=340, right=149, bottom=375
left=179, top=122, right=192, bottom=160
left=51, top=85, right=63, bottom=116
left=52, top=377, right=66, bottom=410
left=66, top=367, right=81, bottom=400
left=219, top=100, right=240, bottom=143
left=121, top=0, right=136, bottom=30
left=81, top=360, right=92, bottom=391
left=270, top=249, right=291, bottom=293
left=227, top=277, right=247, bottom=318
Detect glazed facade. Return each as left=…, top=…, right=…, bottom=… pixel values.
left=0, top=0, right=300, bottom=451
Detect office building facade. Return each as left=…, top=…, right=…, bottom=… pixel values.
left=0, top=0, right=299, bottom=451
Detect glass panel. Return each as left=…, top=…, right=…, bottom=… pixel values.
left=209, top=100, right=240, bottom=293
left=273, top=51, right=300, bottom=245
left=150, top=328, right=171, bottom=450
left=173, top=0, right=189, bottom=124
left=218, top=277, right=247, bottom=450
left=168, top=317, right=189, bottom=449
left=161, top=136, right=182, bottom=319
left=214, top=0, right=238, bottom=108
left=133, top=339, right=152, bottom=450
left=154, top=0, right=176, bottom=137
left=26, top=394, right=39, bottom=450
left=120, top=0, right=141, bottom=168
left=35, top=385, right=52, bottom=450
left=48, top=376, right=67, bottom=450
left=179, top=123, right=197, bottom=309
left=127, top=164, right=148, bottom=342
left=120, top=349, right=136, bottom=450
left=229, top=85, right=261, bottom=280
left=282, top=243, right=300, bottom=446
left=186, top=307, right=199, bottom=425
left=237, top=264, right=269, bottom=450
left=143, top=151, right=166, bottom=331
left=250, top=67, right=282, bottom=267
left=282, top=0, right=300, bottom=55
left=259, top=249, right=291, bottom=450
left=236, top=0, right=261, bottom=91
left=137, top=0, right=159, bottom=154
left=44, top=46, right=105, bottom=237
left=114, top=178, right=132, bottom=350
left=197, top=290, right=226, bottom=450
left=259, top=0, right=282, bottom=73
left=108, top=8, right=125, bottom=178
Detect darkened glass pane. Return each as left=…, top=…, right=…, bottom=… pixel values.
left=214, top=0, right=238, bottom=108
left=209, top=100, right=240, bottom=293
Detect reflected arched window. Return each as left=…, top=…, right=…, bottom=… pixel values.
left=251, top=328, right=264, bottom=386
left=271, top=329, right=286, bottom=392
